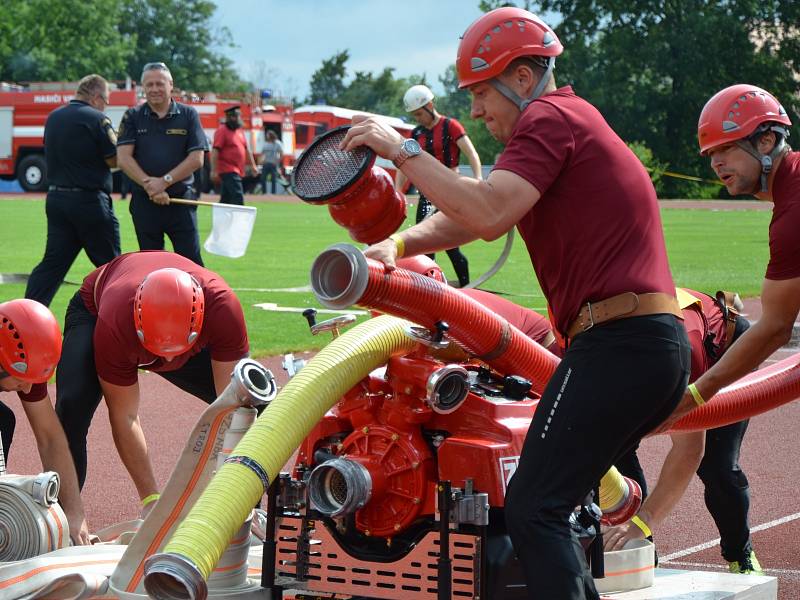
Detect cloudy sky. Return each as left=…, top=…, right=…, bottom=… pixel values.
left=213, top=0, right=488, bottom=101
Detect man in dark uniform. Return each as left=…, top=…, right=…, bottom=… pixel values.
left=116, top=62, right=208, bottom=266
left=25, top=74, right=121, bottom=307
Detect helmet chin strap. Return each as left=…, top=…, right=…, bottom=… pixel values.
left=735, top=127, right=788, bottom=193
left=489, top=57, right=555, bottom=112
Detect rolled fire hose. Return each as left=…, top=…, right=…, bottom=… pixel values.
left=0, top=472, right=69, bottom=562
left=310, top=243, right=559, bottom=395
left=110, top=358, right=276, bottom=597
left=143, top=315, right=417, bottom=600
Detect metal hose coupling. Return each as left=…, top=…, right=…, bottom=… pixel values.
left=308, top=457, right=373, bottom=517
left=143, top=552, right=207, bottom=600
left=229, top=358, right=277, bottom=407
left=310, top=243, right=370, bottom=310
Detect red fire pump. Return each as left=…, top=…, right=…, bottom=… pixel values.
left=257, top=127, right=635, bottom=600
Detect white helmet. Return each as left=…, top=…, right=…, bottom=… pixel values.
left=403, top=85, right=435, bottom=112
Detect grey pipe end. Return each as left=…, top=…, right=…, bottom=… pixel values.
left=310, top=243, right=369, bottom=310
left=143, top=553, right=208, bottom=600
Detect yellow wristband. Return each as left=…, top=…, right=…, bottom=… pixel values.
left=389, top=233, right=405, bottom=258
left=631, top=515, right=652, bottom=538
left=141, top=493, right=160, bottom=508
left=688, top=383, right=705, bottom=407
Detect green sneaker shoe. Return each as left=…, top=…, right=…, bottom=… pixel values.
left=728, top=551, right=764, bottom=575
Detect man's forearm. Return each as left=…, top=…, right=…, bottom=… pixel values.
left=117, top=151, right=151, bottom=187
left=167, top=151, right=204, bottom=182
left=697, top=320, right=789, bottom=398
left=400, top=211, right=479, bottom=257
left=638, top=432, right=704, bottom=527
left=109, top=413, right=158, bottom=498
left=38, top=440, right=85, bottom=524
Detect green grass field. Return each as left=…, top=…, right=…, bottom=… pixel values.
left=0, top=198, right=770, bottom=357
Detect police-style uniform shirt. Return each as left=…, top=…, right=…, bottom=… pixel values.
left=116, top=100, right=207, bottom=197
left=44, top=99, right=117, bottom=193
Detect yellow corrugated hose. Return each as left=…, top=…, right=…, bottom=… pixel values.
left=147, top=315, right=416, bottom=597
left=598, top=465, right=626, bottom=512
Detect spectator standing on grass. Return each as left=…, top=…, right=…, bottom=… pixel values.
left=0, top=299, right=90, bottom=544
left=260, top=129, right=283, bottom=194
left=210, top=105, right=258, bottom=205
left=344, top=8, right=689, bottom=598
left=25, top=74, right=120, bottom=307
left=397, top=84, right=481, bottom=288
left=39, top=251, right=249, bottom=515
left=116, top=62, right=208, bottom=266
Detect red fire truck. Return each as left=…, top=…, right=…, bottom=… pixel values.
left=0, top=82, right=295, bottom=192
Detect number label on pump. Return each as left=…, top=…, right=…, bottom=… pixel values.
left=499, top=455, right=520, bottom=494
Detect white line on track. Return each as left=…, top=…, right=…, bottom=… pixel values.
left=663, top=561, right=800, bottom=577
left=660, top=511, right=800, bottom=562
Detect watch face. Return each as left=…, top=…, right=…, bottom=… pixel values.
left=403, top=138, right=421, bottom=155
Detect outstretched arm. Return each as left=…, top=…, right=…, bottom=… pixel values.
left=22, top=396, right=91, bottom=545
left=603, top=431, right=705, bottom=550
left=100, top=378, right=158, bottom=504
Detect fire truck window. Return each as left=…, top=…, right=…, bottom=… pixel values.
left=295, top=125, right=308, bottom=145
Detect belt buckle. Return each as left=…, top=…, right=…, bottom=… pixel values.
left=581, top=302, right=595, bottom=332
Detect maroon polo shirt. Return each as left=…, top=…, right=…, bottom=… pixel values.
left=212, top=125, right=248, bottom=176
left=766, top=151, right=800, bottom=280
left=494, top=86, right=675, bottom=335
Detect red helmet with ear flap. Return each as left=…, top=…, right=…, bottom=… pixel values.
left=396, top=255, right=447, bottom=284
left=456, top=6, right=563, bottom=90
left=134, top=268, right=205, bottom=358
left=698, top=84, right=791, bottom=155
left=0, top=299, right=62, bottom=383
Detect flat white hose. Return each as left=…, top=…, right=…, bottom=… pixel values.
left=0, top=473, right=69, bottom=561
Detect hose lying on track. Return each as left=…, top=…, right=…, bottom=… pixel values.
left=0, top=472, right=69, bottom=561
left=144, top=315, right=417, bottom=600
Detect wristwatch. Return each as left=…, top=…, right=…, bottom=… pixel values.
left=163, top=173, right=174, bottom=184
left=392, top=138, right=422, bottom=168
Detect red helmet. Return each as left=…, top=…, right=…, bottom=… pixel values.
left=698, top=84, right=791, bottom=155
left=134, top=268, right=205, bottom=358
left=456, top=7, right=563, bottom=89
left=0, top=299, right=62, bottom=383
left=396, top=255, right=447, bottom=284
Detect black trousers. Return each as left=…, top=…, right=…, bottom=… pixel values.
left=616, top=316, right=753, bottom=563
left=220, top=172, right=245, bottom=205
left=0, top=400, right=16, bottom=460
left=504, top=314, right=690, bottom=600
left=25, top=190, right=120, bottom=307
left=416, top=195, right=469, bottom=287
left=129, top=189, right=203, bottom=266
left=55, top=292, right=217, bottom=488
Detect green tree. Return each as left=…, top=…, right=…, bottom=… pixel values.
left=307, top=50, right=350, bottom=105
left=119, top=0, right=247, bottom=91
left=0, top=0, right=133, bottom=82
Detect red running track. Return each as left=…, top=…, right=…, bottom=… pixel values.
left=6, top=300, right=800, bottom=599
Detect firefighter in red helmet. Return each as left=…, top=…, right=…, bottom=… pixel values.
left=663, top=86, right=799, bottom=434
left=343, top=7, right=689, bottom=598
left=0, top=299, right=91, bottom=545
left=30, top=251, right=249, bottom=515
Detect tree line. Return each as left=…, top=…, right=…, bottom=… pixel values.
left=1, top=0, right=797, bottom=197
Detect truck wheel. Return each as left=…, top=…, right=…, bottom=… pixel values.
left=18, top=155, right=47, bottom=192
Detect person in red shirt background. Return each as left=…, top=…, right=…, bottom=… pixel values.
left=0, top=299, right=90, bottom=544
left=27, top=251, right=250, bottom=515
left=211, top=105, right=258, bottom=205
left=397, top=84, right=482, bottom=288
left=347, top=8, right=689, bottom=598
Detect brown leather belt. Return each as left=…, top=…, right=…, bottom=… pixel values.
left=566, top=292, right=682, bottom=340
